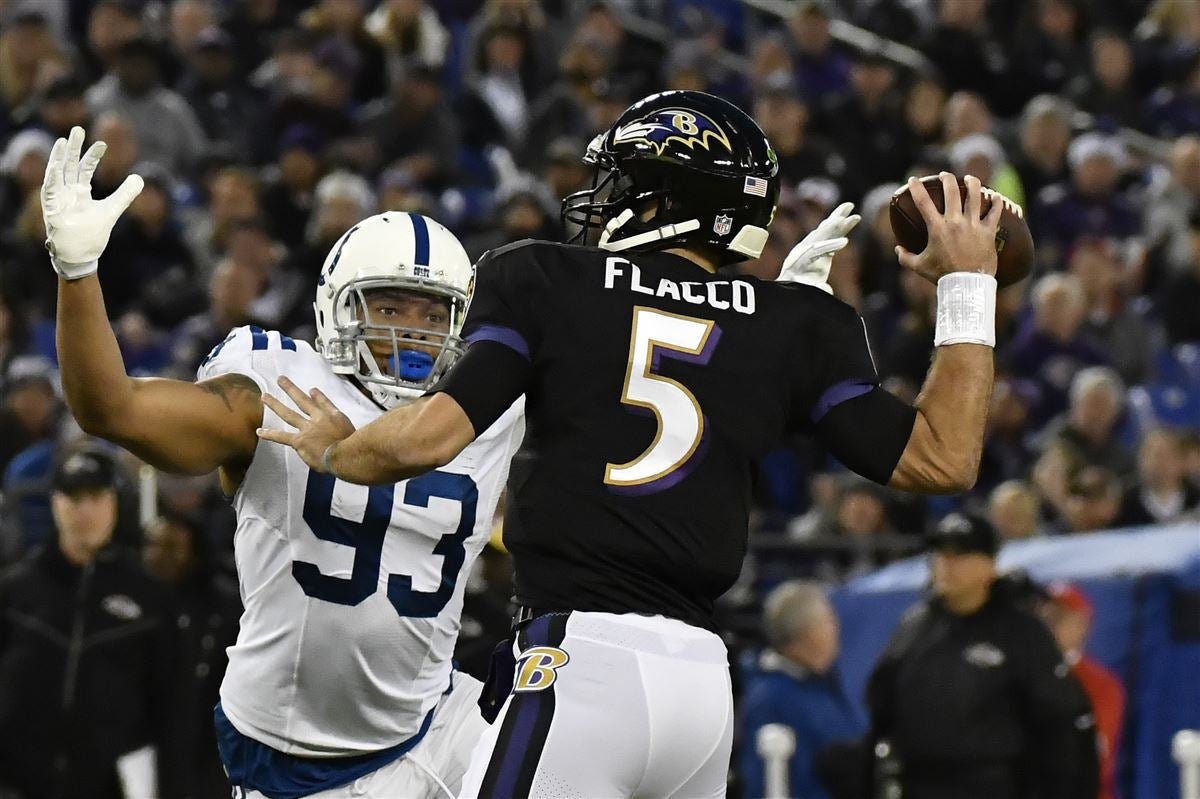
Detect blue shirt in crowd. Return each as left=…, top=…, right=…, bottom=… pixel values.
left=738, top=649, right=867, bottom=799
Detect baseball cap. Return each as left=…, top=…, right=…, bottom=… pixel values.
left=52, top=449, right=120, bottom=495
left=1045, top=581, right=1093, bottom=617
left=926, top=512, right=1000, bottom=556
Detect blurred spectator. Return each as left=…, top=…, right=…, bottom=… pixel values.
left=541, top=136, right=590, bottom=205
left=1013, top=94, right=1074, bottom=202
left=867, top=512, right=1099, bottom=799
left=184, top=165, right=263, bottom=278
left=89, top=110, right=139, bottom=200
left=923, top=0, right=1012, bottom=112
left=299, top=0, right=387, bottom=104
left=988, top=479, right=1043, bottom=540
left=1147, top=135, right=1200, bottom=276
left=360, top=64, right=460, bottom=188
left=1117, top=427, right=1200, bottom=526
left=1012, top=0, right=1086, bottom=101
left=465, top=0, right=556, bottom=98
left=144, top=511, right=241, bottom=799
left=1071, top=29, right=1142, bottom=129
left=35, top=74, right=90, bottom=140
left=85, top=36, right=208, bottom=175
left=464, top=175, right=560, bottom=259
left=902, top=74, right=948, bottom=159
left=942, top=89, right=992, bottom=144
left=948, top=133, right=1023, bottom=208
left=1162, top=209, right=1200, bottom=344
left=0, top=11, right=70, bottom=120
left=0, top=357, right=61, bottom=474
left=237, top=222, right=303, bottom=332
left=178, top=27, right=267, bottom=163
left=102, top=167, right=197, bottom=324
left=366, top=0, right=449, bottom=86
left=0, top=448, right=171, bottom=799
left=458, top=21, right=535, bottom=152
left=874, top=268, right=936, bottom=385
left=260, top=125, right=322, bottom=248
left=979, top=377, right=1037, bottom=492
left=819, top=44, right=907, bottom=201
left=815, top=481, right=897, bottom=581
left=1069, top=240, right=1158, bottom=384
left=574, top=1, right=662, bottom=100
left=226, top=0, right=297, bottom=80
left=1041, top=583, right=1125, bottom=799
left=518, top=30, right=615, bottom=166
left=170, top=255, right=269, bottom=377
left=1034, top=133, right=1140, bottom=271
left=0, top=127, right=51, bottom=224
left=786, top=0, right=850, bottom=101
left=1031, top=440, right=1082, bottom=529
left=1042, top=366, right=1134, bottom=479
left=1064, top=465, right=1124, bottom=532
left=856, top=181, right=902, bottom=297
left=164, top=0, right=215, bottom=84
left=739, top=581, right=866, bottom=799
left=1184, top=430, right=1200, bottom=491
left=1145, top=47, right=1200, bottom=137
left=1006, top=274, right=1108, bottom=425
left=753, top=73, right=844, bottom=188
left=81, top=0, right=145, bottom=84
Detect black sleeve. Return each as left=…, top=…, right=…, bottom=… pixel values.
left=814, top=387, right=917, bottom=485
left=430, top=340, right=530, bottom=435
left=460, top=242, right=547, bottom=359
left=1010, top=614, right=1099, bottom=799
left=789, top=293, right=881, bottom=432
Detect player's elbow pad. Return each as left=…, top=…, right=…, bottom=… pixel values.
left=813, top=387, right=917, bottom=484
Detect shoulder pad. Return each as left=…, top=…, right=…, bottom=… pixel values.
left=196, top=325, right=304, bottom=390
left=480, top=238, right=571, bottom=267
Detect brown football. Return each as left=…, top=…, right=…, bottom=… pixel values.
left=889, top=175, right=1034, bottom=287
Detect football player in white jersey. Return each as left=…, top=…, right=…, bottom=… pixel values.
left=41, top=126, right=523, bottom=798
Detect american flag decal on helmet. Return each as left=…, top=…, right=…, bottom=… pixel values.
left=744, top=176, right=768, bottom=197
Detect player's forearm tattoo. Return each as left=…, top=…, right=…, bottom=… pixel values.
left=198, top=374, right=262, bottom=412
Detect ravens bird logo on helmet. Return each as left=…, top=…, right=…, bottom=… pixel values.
left=611, top=109, right=733, bottom=157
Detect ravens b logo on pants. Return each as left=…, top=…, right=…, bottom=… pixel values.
left=513, top=646, right=569, bottom=693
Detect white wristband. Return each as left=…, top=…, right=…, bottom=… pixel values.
left=934, top=272, right=997, bottom=348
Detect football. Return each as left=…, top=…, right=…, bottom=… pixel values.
left=889, top=175, right=1034, bottom=287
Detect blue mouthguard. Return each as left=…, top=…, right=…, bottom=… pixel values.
left=390, top=349, right=435, bottom=381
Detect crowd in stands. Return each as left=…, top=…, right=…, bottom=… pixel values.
left=0, top=0, right=1195, bottom=663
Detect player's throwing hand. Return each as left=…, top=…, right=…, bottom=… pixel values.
left=257, top=376, right=356, bottom=473
left=894, top=172, right=1003, bottom=284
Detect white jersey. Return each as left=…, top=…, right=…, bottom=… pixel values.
left=198, top=325, right=523, bottom=757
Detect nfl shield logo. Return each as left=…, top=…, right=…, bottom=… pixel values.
left=713, top=214, right=733, bottom=236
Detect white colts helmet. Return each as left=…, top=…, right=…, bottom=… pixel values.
left=314, top=212, right=473, bottom=408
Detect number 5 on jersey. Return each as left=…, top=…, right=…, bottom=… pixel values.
left=605, top=306, right=720, bottom=494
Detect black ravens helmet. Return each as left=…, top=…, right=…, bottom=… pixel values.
left=561, top=90, right=780, bottom=262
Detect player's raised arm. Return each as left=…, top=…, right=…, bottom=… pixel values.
left=885, top=173, right=1002, bottom=492
left=804, top=173, right=1001, bottom=494
left=47, top=127, right=261, bottom=475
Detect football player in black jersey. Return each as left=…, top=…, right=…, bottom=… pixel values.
left=261, top=90, right=1007, bottom=798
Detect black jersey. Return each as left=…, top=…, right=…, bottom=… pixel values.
left=449, top=240, right=882, bottom=630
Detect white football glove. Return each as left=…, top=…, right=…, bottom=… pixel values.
left=776, top=201, right=861, bottom=294
left=40, top=125, right=143, bottom=280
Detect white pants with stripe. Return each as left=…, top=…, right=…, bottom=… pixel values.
left=458, top=611, right=733, bottom=799
left=238, top=673, right=486, bottom=799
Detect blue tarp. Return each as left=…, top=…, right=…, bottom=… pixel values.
left=830, top=523, right=1200, bottom=799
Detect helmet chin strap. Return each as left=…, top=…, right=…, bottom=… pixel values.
left=598, top=208, right=702, bottom=252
